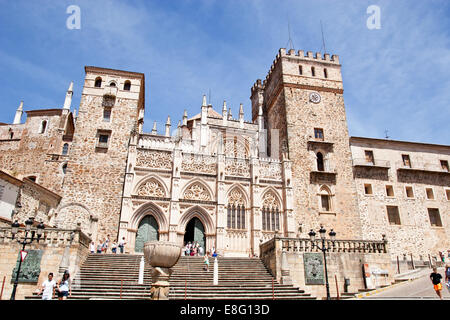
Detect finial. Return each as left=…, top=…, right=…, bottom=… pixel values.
left=228, top=108, right=232, bottom=120
left=183, top=110, right=188, bottom=118
left=202, top=95, right=207, bottom=107
left=183, top=110, right=188, bottom=126
left=68, top=81, right=74, bottom=92
left=151, top=121, right=157, bottom=134
left=222, top=100, right=227, bottom=112
left=166, top=115, right=171, bottom=125
left=13, top=101, right=24, bottom=124
left=17, top=101, right=23, bottom=111
left=239, top=103, right=244, bottom=115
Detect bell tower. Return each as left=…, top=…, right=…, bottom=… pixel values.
left=251, top=48, right=362, bottom=239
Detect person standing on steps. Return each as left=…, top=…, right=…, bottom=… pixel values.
left=119, top=237, right=126, bottom=254
left=96, top=242, right=102, bottom=254
left=203, top=252, right=210, bottom=271
left=111, top=241, right=117, bottom=254
left=57, top=270, right=72, bottom=300
left=39, top=272, right=56, bottom=300
left=430, top=267, right=443, bottom=300
left=89, top=241, right=95, bottom=254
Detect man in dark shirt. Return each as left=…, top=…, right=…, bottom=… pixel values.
left=430, top=267, right=443, bottom=300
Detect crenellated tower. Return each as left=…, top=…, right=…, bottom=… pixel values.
left=251, top=48, right=362, bottom=240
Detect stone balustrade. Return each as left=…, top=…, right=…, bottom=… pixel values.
left=353, top=158, right=391, bottom=168
left=0, top=227, right=91, bottom=248
left=261, top=237, right=387, bottom=255
left=396, top=161, right=449, bottom=173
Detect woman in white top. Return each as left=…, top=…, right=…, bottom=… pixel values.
left=57, top=271, right=71, bottom=300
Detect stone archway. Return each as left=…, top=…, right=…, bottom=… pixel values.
left=135, top=215, right=159, bottom=253
left=183, top=217, right=206, bottom=250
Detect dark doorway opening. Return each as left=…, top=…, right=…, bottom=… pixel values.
left=183, top=217, right=206, bottom=249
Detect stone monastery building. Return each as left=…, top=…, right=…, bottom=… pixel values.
left=0, top=49, right=448, bottom=261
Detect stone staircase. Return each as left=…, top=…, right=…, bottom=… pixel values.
left=26, top=254, right=315, bottom=300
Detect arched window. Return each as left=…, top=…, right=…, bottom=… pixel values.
left=94, top=77, right=102, bottom=88
left=109, top=82, right=116, bottom=87
left=317, top=152, right=324, bottom=171
left=123, top=80, right=131, bottom=91
left=324, top=68, right=328, bottom=78
left=311, top=66, right=316, bottom=77
left=319, top=186, right=332, bottom=212
left=39, top=120, right=47, bottom=134
left=261, top=192, right=281, bottom=232
left=62, top=143, right=69, bottom=155
left=227, top=189, right=246, bottom=230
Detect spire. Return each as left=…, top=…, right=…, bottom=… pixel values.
left=165, top=116, right=171, bottom=137
left=202, top=94, right=207, bottom=107
left=228, top=108, right=232, bottom=120
left=151, top=121, right=157, bottom=134
left=222, top=100, right=227, bottom=112
left=63, top=81, right=74, bottom=110
left=13, top=101, right=24, bottom=124
left=239, top=103, right=244, bottom=117
left=222, top=100, right=228, bottom=124
left=183, top=109, right=188, bottom=126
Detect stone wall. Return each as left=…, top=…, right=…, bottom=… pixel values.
left=260, top=237, right=393, bottom=299
left=0, top=227, right=90, bottom=300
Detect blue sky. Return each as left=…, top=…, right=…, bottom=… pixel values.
left=0, top=0, right=449, bottom=144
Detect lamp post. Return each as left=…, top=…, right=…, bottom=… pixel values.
left=308, top=225, right=336, bottom=300
left=10, top=218, right=45, bottom=300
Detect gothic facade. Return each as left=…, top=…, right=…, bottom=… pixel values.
left=0, top=49, right=448, bottom=260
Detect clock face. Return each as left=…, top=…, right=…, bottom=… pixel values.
left=309, top=92, right=321, bottom=104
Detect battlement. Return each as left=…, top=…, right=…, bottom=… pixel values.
left=251, top=48, right=341, bottom=95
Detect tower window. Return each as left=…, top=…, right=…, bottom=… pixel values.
left=62, top=163, right=67, bottom=174
left=299, top=65, right=303, bottom=75
left=405, top=186, right=414, bottom=198
left=387, top=206, right=401, bottom=225
left=365, top=150, right=374, bottom=164
left=364, top=184, right=373, bottom=195
left=402, top=154, right=411, bottom=168
left=62, top=143, right=69, bottom=155
left=426, top=188, right=434, bottom=200
left=311, top=67, right=316, bottom=77
left=324, top=68, right=328, bottom=78
left=96, top=130, right=111, bottom=150
left=124, top=80, right=131, bottom=91
left=316, top=152, right=324, bottom=171
left=39, top=120, right=47, bottom=134
left=314, top=128, right=324, bottom=141
left=428, top=208, right=442, bottom=227
left=94, top=77, right=102, bottom=88
left=103, top=108, right=112, bottom=122
left=440, top=160, right=449, bottom=172
left=386, top=185, right=394, bottom=197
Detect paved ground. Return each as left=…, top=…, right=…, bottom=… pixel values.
left=362, top=268, right=450, bottom=300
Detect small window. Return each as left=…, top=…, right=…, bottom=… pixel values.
left=324, top=68, right=328, bottom=78
left=386, top=185, right=394, bottom=197
left=446, top=189, right=450, bottom=201
left=364, top=184, right=373, bottom=195
left=103, top=108, right=111, bottom=122
left=62, top=163, right=67, bottom=174
left=109, top=82, right=116, bottom=87
left=405, top=186, right=414, bottom=198
left=62, top=143, right=69, bottom=155
left=402, top=154, right=411, bottom=168
left=426, top=188, right=434, bottom=200
left=440, top=160, right=449, bottom=172
left=321, top=195, right=330, bottom=212
left=9, top=132, right=14, bottom=139
left=311, top=67, right=316, bottom=77
left=365, top=150, right=374, bottom=164
left=387, top=206, right=401, bottom=225
left=123, top=81, right=131, bottom=91
left=94, top=77, right=102, bottom=88
left=314, top=128, right=324, bottom=141
left=299, top=66, right=303, bottom=75
left=317, top=152, right=324, bottom=172
left=39, top=120, right=47, bottom=134
left=428, top=208, right=442, bottom=227
left=97, top=132, right=110, bottom=150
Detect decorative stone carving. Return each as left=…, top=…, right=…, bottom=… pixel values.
left=182, top=154, right=216, bottom=174
left=259, top=161, right=282, bottom=180
left=183, top=183, right=211, bottom=201
left=136, top=150, right=172, bottom=169
left=137, top=180, right=165, bottom=197
left=228, top=189, right=245, bottom=206
left=225, top=158, right=250, bottom=177
left=262, top=191, right=280, bottom=209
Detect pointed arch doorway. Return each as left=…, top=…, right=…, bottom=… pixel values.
left=135, top=215, right=159, bottom=253
left=183, top=217, right=206, bottom=250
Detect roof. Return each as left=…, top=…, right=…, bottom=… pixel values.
left=188, top=107, right=223, bottom=121
left=85, top=66, right=145, bottom=79
left=350, top=136, right=450, bottom=151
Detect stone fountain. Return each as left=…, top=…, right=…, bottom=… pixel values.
left=143, top=241, right=182, bottom=300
